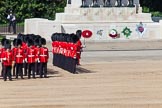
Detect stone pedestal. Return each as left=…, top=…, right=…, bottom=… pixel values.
left=56, top=6, right=151, bottom=23
left=24, top=1, right=162, bottom=41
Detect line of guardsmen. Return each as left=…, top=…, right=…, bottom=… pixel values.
left=0, top=34, right=49, bottom=81
left=51, top=30, right=82, bottom=74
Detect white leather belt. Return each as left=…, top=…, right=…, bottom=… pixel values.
left=16, top=55, right=23, bottom=57
left=40, top=55, right=47, bottom=56
left=28, top=55, right=34, bottom=57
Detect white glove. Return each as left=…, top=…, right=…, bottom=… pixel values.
left=25, top=58, right=27, bottom=62
left=3, top=58, right=6, bottom=60
left=37, top=59, right=40, bottom=63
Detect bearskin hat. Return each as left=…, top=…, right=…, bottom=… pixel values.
left=35, top=35, right=41, bottom=40
left=13, top=38, right=17, bottom=47
left=4, top=39, right=11, bottom=49
left=70, top=33, right=79, bottom=43
left=27, top=39, right=34, bottom=47
left=34, top=38, right=40, bottom=46
left=55, top=33, right=59, bottom=41
left=16, top=39, right=22, bottom=46
left=76, top=30, right=82, bottom=39
left=4, top=39, right=10, bottom=46
left=40, top=38, right=46, bottom=45
left=66, top=35, right=71, bottom=43
left=28, top=34, right=35, bottom=41
left=61, top=34, right=66, bottom=42
left=17, top=33, right=23, bottom=39
left=51, top=33, right=57, bottom=41
left=1, top=38, right=7, bottom=46
left=5, top=44, right=11, bottom=49
left=24, top=36, right=29, bottom=43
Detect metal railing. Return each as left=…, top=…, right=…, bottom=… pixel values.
left=0, top=23, right=24, bottom=35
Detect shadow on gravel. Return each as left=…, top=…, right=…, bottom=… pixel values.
left=47, top=68, right=62, bottom=78
left=76, top=67, right=95, bottom=74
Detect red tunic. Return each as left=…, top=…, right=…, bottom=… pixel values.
left=59, top=42, right=64, bottom=54
left=1, top=50, right=13, bottom=66
left=57, top=42, right=61, bottom=54
left=76, top=40, right=82, bottom=59
left=69, top=43, right=77, bottom=58
left=12, top=47, right=17, bottom=58
left=65, top=43, right=70, bottom=57
left=34, top=46, right=40, bottom=61
left=22, top=42, right=28, bottom=52
left=15, top=48, right=25, bottom=63
left=52, top=41, right=55, bottom=54
left=62, top=42, right=67, bottom=56
left=39, top=47, right=49, bottom=63
left=0, top=48, right=6, bottom=59
left=26, top=46, right=36, bottom=63
left=0, top=48, right=2, bottom=59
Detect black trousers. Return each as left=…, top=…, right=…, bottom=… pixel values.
left=69, top=58, right=77, bottom=74
left=68, top=0, right=71, bottom=4
left=1, top=64, right=4, bottom=77
left=23, top=62, right=28, bottom=76
left=39, top=62, right=47, bottom=78
left=3, top=66, right=12, bottom=81
left=53, top=54, right=55, bottom=66
left=8, top=21, right=16, bottom=34
left=117, top=0, right=122, bottom=6
left=12, top=63, right=16, bottom=76
left=28, top=63, right=35, bottom=79
left=35, top=62, right=40, bottom=75
left=16, top=63, right=23, bottom=79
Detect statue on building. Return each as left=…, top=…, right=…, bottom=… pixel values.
left=93, top=0, right=99, bottom=7
left=81, top=0, right=86, bottom=7
left=103, top=0, right=111, bottom=7
left=117, top=0, right=122, bottom=7
left=68, top=0, right=71, bottom=4
left=128, top=0, right=134, bottom=7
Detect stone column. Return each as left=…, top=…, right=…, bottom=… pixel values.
left=122, top=0, right=128, bottom=6
left=134, top=0, right=139, bottom=5
left=134, top=0, right=140, bottom=13
left=71, top=0, right=82, bottom=7
left=68, top=0, right=71, bottom=4
left=66, top=0, right=71, bottom=6
left=110, top=0, right=116, bottom=7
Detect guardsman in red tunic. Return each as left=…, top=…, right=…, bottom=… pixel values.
left=26, top=39, right=36, bottom=79
left=12, top=39, right=17, bottom=76
left=15, top=39, right=25, bottom=79
left=52, top=39, right=55, bottom=66
left=68, top=35, right=77, bottom=73
left=39, top=38, right=49, bottom=78
left=34, top=38, right=41, bottom=75
left=0, top=43, right=3, bottom=77
left=0, top=38, right=7, bottom=77
left=52, top=34, right=60, bottom=66
left=76, top=40, right=82, bottom=65
left=1, top=44, right=13, bottom=81
left=76, top=30, right=82, bottom=65
left=22, top=37, right=28, bottom=76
